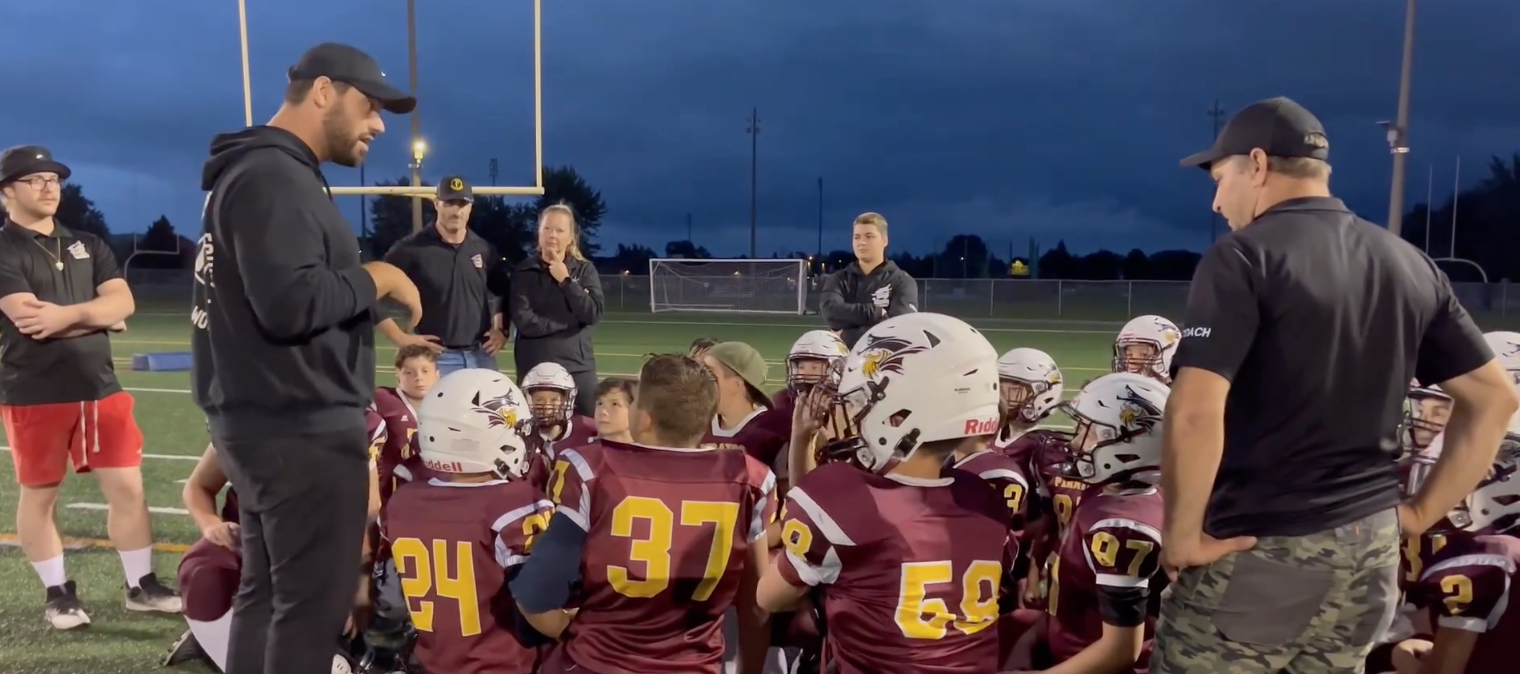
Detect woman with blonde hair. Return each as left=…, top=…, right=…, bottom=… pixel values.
left=507, top=202, right=604, bottom=415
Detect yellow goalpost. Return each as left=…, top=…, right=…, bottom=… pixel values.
left=233, top=0, right=546, bottom=197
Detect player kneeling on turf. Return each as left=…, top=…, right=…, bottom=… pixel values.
left=168, top=442, right=380, bottom=673
left=1384, top=415, right=1520, bottom=674
left=382, top=369, right=554, bottom=674
left=1016, top=373, right=1168, bottom=674
left=758, top=313, right=1019, bottom=674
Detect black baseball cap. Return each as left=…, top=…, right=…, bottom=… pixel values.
left=0, top=145, right=71, bottom=186
left=288, top=43, right=416, bottom=114
left=1180, top=97, right=1330, bottom=170
left=436, top=176, right=474, bottom=202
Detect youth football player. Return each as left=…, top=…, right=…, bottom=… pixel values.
left=524, top=361, right=597, bottom=456
left=993, top=348, right=1075, bottom=612
left=512, top=354, right=777, bottom=674
left=382, top=369, right=554, bottom=674
left=368, top=344, right=442, bottom=504
left=169, top=437, right=383, bottom=673
left=1110, top=315, right=1180, bottom=384
left=701, top=342, right=787, bottom=467
left=591, top=377, right=635, bottom=443
left=1385, top=353, right=1520, bottom=674
left=759, top=313, right=1018, bottom=674
left=1031, top=373, right=1168, bottom=674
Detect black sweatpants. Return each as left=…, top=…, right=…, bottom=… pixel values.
left=570, top=368, right=598, bottom=418
left=212, top=425, right=370, bottom=674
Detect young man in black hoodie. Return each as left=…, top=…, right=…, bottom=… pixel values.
left=818, top=211, right=918, bottom=347
left=192, top=42, right=421, bottom=674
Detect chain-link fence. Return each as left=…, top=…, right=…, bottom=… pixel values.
left=129, top=268, right=1520, bottom=327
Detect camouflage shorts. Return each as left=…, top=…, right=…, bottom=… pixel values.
left=1150, top=509, right=1401, bottom=674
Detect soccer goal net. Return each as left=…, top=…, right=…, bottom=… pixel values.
left=649, top=258, right=808, bottom=314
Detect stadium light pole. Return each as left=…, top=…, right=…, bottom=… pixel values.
left=1385, top=0, right=1418, bottom=236
left=746, top=108, right=760, bottom=259
left=411, top=140, right=427, bottom=232
left=407, top=0, right=424, bottom=232
left=816, top=176, right=823, bottom=268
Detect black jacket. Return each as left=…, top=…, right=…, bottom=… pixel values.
left=192, top=126, right=377, bottom=438
left=819, top=260, right=918, bottom=347
left=509, top=255, right=603, bottom=374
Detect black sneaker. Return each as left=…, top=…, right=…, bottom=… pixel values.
left=163, top=628, right=206, bottom=667
left=126, top=573, right=183, bottom=614
left=44, top=580, right=92, bottom=630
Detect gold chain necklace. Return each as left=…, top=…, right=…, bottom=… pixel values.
left=31, top=238, right=64, bottom=271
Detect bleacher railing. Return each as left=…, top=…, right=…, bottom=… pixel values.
left=127, top=269, right=1520, bottom=327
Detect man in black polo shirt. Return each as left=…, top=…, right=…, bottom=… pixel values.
left=376, top=175, right=510, bottom=375
left=1150, top=97, right=1520, bottom=673
left=0, top=145, right=182, bottom=631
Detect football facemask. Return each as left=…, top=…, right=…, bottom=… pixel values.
left=1058, top=373, right=1170, bottom=486
left=1112, top=315, right=1181, bottom=384
left=522, top=362, right=577, bottom=429
left=997, top=347, right=1064, bottom=424
left=787, top=330, right=849, bottom=396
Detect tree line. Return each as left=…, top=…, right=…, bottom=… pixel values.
left=9, top=152, right=1517, bottom=282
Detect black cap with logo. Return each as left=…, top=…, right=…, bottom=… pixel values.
left=436, top=176, right=474, bottom=203
left=288, top=43, right=416, bottom=114
left=1180, top=97, right=1330, bottom=171
left=0, top=145, right=71, bottom=186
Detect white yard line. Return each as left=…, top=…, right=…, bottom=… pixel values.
left=0, top=446, right=198, bottom=461
left=66, top=502, right=189, bottom=516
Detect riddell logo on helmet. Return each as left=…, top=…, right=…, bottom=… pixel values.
left=425, top=459, right=463, bottom=473
left=964, top=417, right=999, bottom=435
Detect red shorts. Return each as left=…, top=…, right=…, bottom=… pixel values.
left=1, top=391, right=144, bottom=487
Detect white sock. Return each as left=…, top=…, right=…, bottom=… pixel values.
left=119, top=547, right=153, bottom=588
left=32, top=556, right=67, bottom=588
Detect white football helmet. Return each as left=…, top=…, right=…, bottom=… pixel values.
left=1400, top=381, right=1452, bottom=497
left=1113, top=315, right=1181, bottom=383
left=418, top=369, right=534, bottom=480
left=996, top=347, right=1065, bottom=424
left=787, top=330, right=850, bottom=394
left=829, top=313, right=1001, bottom=472
left=522, top=362, right=576, bottom=427
left=1483, top=331, right=1520, bottom=438
left=1061, top=373, right=1170, bottom=485
left=1465, top=440, right=1520, bottom=534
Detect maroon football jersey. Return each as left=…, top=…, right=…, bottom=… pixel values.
left=548, top=440, right=776, bottom=674
left=369, top=387, right=428, bottom=506
left=952, top=449, right=1033, bottom=540
left=1046, top=486, right=1164, bottom=672
left=1405, top=532, right=1520, bottom=673
left=775, top=462, right=1017, bottom=674
left=702, top=407, right=788, bottom=467
left=383, top=477, right=553, bottom=674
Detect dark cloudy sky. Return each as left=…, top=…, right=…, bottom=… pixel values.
left=3, top=0, right=1516, bottom=257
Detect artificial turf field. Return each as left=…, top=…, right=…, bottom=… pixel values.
left=0, top=304, right=1314, bottom=672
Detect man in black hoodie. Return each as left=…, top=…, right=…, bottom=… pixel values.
left=819, top=211, right=918, bottom=347
left=192, top=43, right=421, bottom=674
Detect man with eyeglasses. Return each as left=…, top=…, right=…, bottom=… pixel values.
left=0, top=145, right=182, bottom=631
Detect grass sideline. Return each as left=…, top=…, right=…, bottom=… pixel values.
left=0, top=309, right=1125, bottom=672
